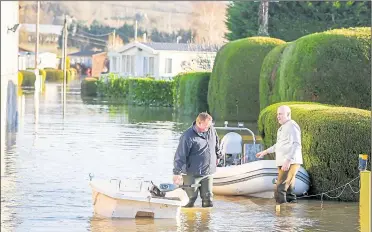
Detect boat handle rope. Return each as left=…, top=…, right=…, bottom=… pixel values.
left=92, top=192, right=100, bottom=206
left=296, top=175, right=360, bottom=207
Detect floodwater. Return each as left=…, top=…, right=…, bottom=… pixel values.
left=1, top=81, right=362, bottom=232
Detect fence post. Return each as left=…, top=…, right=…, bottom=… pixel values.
left=359, top=154, right=370, bottom=232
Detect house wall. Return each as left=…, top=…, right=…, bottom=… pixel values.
left=18, top=52, right=58, bottom=70
left=70, top=56, right=92, bottom=67
left=110, top=48, right=159, bottom=78
left=108, top=44, right=216, bottom=79
left=92, top=52, right=107, bottom=77
left=1, top=1, right=19, bottom=169
left=158, top=51, right=216, bottom=79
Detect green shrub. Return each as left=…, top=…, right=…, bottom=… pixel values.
left=45, top=69, right=62, bottom=81
left=96, top=74, right=173, bottom=107
left=127, top=78, right=174, bottom=107
left=96, top=73, right=129, bottom=98
left=19, top=70, right=36, bottom=87
left=208, top=36, right=285, bottom=121
left=81, top=77, right=98, bottom=96
left=258, top=102, right=371, bottom=201
left=18, top=71, right=23, bottom=87
left=173, top=72, right=210, bottom=116
left=259, top=43, right=288, bottom=110
left=45, top=69, right=72, bottom=82
left=259, top=27, right=371, bottom=110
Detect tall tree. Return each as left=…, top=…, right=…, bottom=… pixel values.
left=189, top=1, right=228, bottom=45
left=257, top=0, right=269, bottom=36
left=226, top=1, right=371, bottom=42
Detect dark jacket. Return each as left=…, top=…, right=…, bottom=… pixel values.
left=173, top=121, right=222, bottom=176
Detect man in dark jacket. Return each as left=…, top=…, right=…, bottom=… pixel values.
left=173, top=112, right=222, bottom=208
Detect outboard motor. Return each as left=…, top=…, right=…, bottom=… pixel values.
left=220, top=132, right=243, bottom=166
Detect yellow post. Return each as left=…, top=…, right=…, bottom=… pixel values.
left=359, top=153, right=370, bottom=232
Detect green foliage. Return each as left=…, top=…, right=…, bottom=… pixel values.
left=258, top=102, right=371, bottom=201
left=45, top=69, right=72, bottom=82
left=96, top=73, right=129, bottom=98
left=19, top=70, right=36, bottom=87
left=259, top=43, right=288, bottom=109
left=259, top=27, right=371, bottom=110
left=208, top=36, right=285, bottom=121
left=127, top=78, right=174, bottom=106
left=173, top=72, right=210, bottom=116
left=96, top=74, right=174, bottom=107
left=81, top=77, right=98, bottom=97
left=226, top=1, right=371, bottom=42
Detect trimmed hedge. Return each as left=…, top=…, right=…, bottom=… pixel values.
left=127, top=78, right=174, bottom=107
left=173, top=72, right=210, bottom=116
left=96, top=74, right=129, bottom=98
left=258, top=102, right=371, bottom=201
left=259, top=43, right=288, bottom=110
left=45, top=69, right=72, bottom=82
left=96, top=74, right=174, bottom=107
left=208, top=36, right=285, bottom=121
left=19, top=70, right=36, bottom=87
left=81, top=77, right=98, bottom=97
left=259, top=27, right=371, bottom=110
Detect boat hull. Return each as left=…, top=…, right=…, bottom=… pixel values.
left=213, top=160, right=310, bottom=198
left=90, top=179, right=187, bottom=219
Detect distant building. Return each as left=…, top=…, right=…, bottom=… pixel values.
left=69, top=50, right=108, bottom=77
left=18, top=51, right=58, bottom=70
left=108, top=41, right=220, bottom=79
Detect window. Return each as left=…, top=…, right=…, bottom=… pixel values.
left=121, top=55, right=126, bottom=73
left=143, top=57, right=148, bottom=75
left=121, top=55, right=136, bottom=75
left=112, top=57, right=117, bottom=72
left=143, top=57, right=155, bottom=76
left=131, top=56, right=135, bottom=75
left=164, top=58, right=172, bottom=74
left=149, top=57, right=154, bottom=75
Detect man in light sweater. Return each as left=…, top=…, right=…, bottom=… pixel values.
left=256, top=105, right=303, bottom=204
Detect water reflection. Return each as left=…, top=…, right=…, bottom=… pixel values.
left=180, top=209, right=212, bottom=232
left=90, top=216, right=179, bottom=232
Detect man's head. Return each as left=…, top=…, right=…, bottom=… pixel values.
left=277, top=105, right=291, bottom=125
left=196, top=112, right=213, bottom=132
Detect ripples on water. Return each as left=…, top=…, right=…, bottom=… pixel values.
left=1, top=82, right=360, bottom=232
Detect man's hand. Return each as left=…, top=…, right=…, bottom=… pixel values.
left=173, top=175, right=183, bottom=185
left=281, top=159, right=291, bottom=171
left=256, top=150, right=267, bottom=158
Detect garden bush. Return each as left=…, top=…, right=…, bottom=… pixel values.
left=127, top=78, right=174, bottom=107
left=19, top=70, right=36, bottom=87
left=96, top=74, right=173, bottom=107
left=258, top=102, right=371, bottom=201
left=208, top=36, right=285, bottom=121
left=81, top=77, right=98, bottom=97
left=259, top=27, right=371, bottom=110
left=45, top=69, right=72, bottom=82
left=173, top=72, right=210, bottom=116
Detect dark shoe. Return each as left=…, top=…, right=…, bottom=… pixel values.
left=202, top=201, right=213, bottom=208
